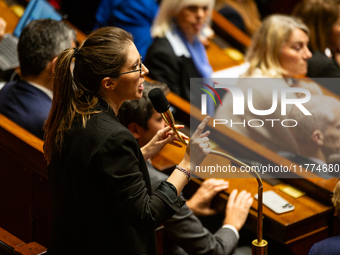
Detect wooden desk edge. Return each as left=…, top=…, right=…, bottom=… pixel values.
left=0, top=227, right=47, bottom=255
left=212, top=10, right=251, bottom=48
left=0, top=114, right=44, bottom=153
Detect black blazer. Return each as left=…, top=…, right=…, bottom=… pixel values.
left=46, top=99, right=184, bottom=255
left=0, top=79, right=51, bottom=139
left=308, top=51, right=340, bottom=78
left=145, top=37, right=202, bottom=108
left=307, top=51, right=340, bottom=96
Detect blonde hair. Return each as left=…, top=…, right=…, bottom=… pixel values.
left=151, top=0, right=215, bottom=38
left=44, top=27, right=133, bottom=163
left=293, top=0, right=340, bottom=52
left=333, top=180, right=340, bottom=217
left=244, top=14, right=309, bottom=77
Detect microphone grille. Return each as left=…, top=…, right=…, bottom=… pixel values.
left=148, top=88, right=170, bottom=113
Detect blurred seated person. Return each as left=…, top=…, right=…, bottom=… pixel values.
left=215, top=0, right=261, bottom=36
left=309, top=180, right=340, bottom=254
left=0, top=19, right=76, bottom=139
left=293, top=0, right=340, bottom=80
left=0, top=17, right=6, bottom=42
left=215, top=14, right=322, bottom=153
left=280, top=95, right=340, bottom=178
left=94, top=0, right=159, bottom=57
left=118, top=81, right=253, bottom=255
left=144, top=0, right=215, bottom=109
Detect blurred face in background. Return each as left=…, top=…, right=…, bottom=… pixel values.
left=175, top=4, right=209, bottom=43
left=279, top=28, right=312, bottom=77
left=138, top=110, right=167, bottom=147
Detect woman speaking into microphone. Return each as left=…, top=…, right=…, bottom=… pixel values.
left=43, top=27, right=211, bottom=255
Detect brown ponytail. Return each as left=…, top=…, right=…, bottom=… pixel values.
left=44, top=27, right=133, bottom=164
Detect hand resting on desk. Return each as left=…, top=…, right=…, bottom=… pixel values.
left=186, top=178, right=229, bottom=216
left=224, top=189, right=253, bottom=231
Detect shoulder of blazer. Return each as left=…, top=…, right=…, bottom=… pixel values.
left=146, top=37, right=177, bottom=59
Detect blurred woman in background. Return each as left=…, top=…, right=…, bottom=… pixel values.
left=215, top=14, right=321, bottom=153
left=144, top=0, right=214, bottom=108
left=293, top=0, right=340, bottom=79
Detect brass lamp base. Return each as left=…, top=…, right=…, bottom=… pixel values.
left=252, top=239, right=268, bottom=255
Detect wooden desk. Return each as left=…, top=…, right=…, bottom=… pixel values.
left=206, top=39, right=244, bottom=72
left=0, top=226, right=46, bottom=255
left=207, top=11, right=249, bottom=72
left=212, top=10, right=251, bottom=50
left=153, top=91, right=337, bottom=255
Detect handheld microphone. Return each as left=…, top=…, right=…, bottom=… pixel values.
left=148, top=87, right=267, bottom=255
left=148, top=88, right=188, bottom=145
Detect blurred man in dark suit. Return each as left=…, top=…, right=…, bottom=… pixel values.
left=0, top=19, right=76, bottom=139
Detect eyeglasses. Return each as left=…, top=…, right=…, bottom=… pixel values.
left=114, top=55, right=144, bottom=77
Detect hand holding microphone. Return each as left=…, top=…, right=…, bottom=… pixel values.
left=148, top=87, right=190, bottom=146
left=148, top=88, right=211, bottom=173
